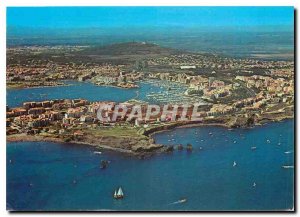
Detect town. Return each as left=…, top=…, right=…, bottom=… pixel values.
left=6, top=42, right=294, bottom=155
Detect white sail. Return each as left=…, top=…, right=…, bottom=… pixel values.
left=117, top=187, right=124, bottom=196
left=114, top=190, right=117, bottom=197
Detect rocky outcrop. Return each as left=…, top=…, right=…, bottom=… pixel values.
left=226, top=114, right=256, bottom=128
left=131, top=144, right=163, bottom=153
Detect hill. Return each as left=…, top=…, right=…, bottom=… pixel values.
left=79, top=42, right=181, bottom=56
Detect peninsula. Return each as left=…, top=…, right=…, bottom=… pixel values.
left=6, top=42, right=294, bottom=156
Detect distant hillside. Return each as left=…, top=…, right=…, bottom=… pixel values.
left=7, top=42, right=188, bottom=66
left=79, top=42, right=181, bottom=56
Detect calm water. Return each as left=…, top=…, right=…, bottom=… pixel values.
left=7, top=120, right=294, bottom=211
left=6, top=80, right=185, bottom=108
left=6, top=80, right=294, bottom=211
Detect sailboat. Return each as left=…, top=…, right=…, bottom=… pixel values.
left=114, top=187, right=124, bottom=199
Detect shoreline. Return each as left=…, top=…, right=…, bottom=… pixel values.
left=149, top=117, right=292, bottom=137
left=7, top=83, right=72, bottom=90
left=6, top=134, right=136, bottom=155
left=7, top=116, right=294, bottom=157
left=7, top=79, right=140, bottom=90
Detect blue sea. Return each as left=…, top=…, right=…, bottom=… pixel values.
left=7, top=120, right=294, bottom=211
left=6, top=83, right=294, bottom=211
left=6, top=10, right=295, bottom=210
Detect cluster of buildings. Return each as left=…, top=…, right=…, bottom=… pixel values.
left=6, top=99, right=89, bottom=135
left=148, top=53, right=294, bottom=71
left=148, top=72, right=233, bottom=99
left=235, top=75, right=294, bottom=95
left=7, top=62, right=124, bottom=84
left=90, top=71, right=142, bottom=88
left=6, top=45, right=294, bottom=137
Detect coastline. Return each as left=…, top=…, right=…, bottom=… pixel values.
left=6, top=133, right=136, bottom=155
left=7, top=83, right=72, bottom=90
left=7, top=116, right=294, bottom=157
left=7, top=79, right=140, bottom=90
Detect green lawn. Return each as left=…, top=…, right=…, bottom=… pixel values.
left=85, top=126, right=147, bottom=139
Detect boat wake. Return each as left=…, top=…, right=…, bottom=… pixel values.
left=282, top=165, right=294, bottom=169
left=168, top=198, right=187, bottom=205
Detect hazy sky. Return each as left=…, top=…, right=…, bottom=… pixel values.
left=7, top=7, right=294, bottom=29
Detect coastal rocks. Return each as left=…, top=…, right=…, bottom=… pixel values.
left=64, top=137, right=72, bottom=143
left=143, top=122, right=186, bottom=136
left=100, top=160, right=109, bottom=169
left=227, top=115, right=256, bottom=128
left=131, top=144, right=174, bottom=157
left=164, top=145, right=174, bottom=153
left=177, top=144, right=183, bottom=150
left=186, top=144, right=193, bottom=151
left=131, top=144, right=164, bottom=153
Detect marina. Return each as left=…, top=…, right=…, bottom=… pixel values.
left=142, top=79, right=207, bottom=105
left=5, top=6, right=295, bottom=212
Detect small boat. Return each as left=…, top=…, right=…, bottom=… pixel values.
left=179, top=198, right=187, bottom=203
left=233, top=161, right=237, bottom=167
left=209, top=132, right=213, bottom=136
left=277, top=136, right=281, bottom=145
left=266, top=139, right=270, bottom=143
left=114, top=187, right=124, bottom=199
left=169, top=198, right=187, bottom=205
left=253, top=182, right=256, bottom=187
left=282, top=165, right=294, bottom=169
left=94, top=151, right=102, bottom=155
left=233, top=141, right=237, bottom=144
left=284, top=151, right=293, bottom=154
left=251, top=146, right=257, bottom=150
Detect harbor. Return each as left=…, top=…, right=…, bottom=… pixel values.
left=142, top=79, right=207, bottom=105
